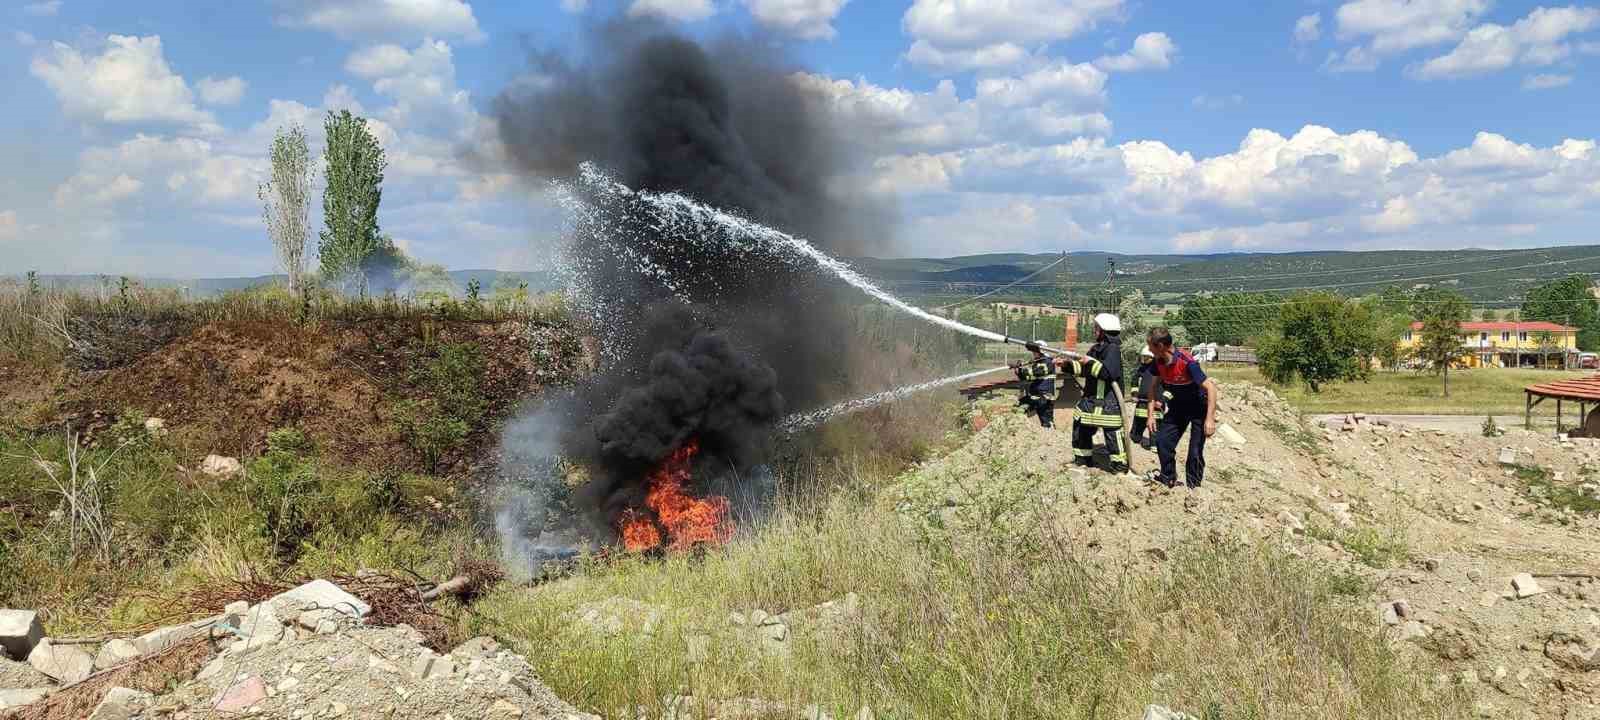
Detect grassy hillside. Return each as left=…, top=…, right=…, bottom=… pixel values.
left=857, top=245, right=1600, bottom=306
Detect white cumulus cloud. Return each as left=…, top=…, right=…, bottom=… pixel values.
left=1093, top=32, right=1176, bottom=71
left=741, top=0, right=850, bottom=40
left=902, top=0, right=1126, bottom=70
left=1414, top=5, right=1600, bottom=79
left=628, top=0, right=716, bottom=22
left=196, top=75, right=247, bottom=105
left=276, top=0, right=484, bottom=43
left=29, top=35, right=217, bottom=131
left=1328, top=0, right=1489, bottom=70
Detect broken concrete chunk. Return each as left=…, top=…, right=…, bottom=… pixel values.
left=27, top=639, right=94, bottom=684
left=1511, top=573, right=1545, bottom=599
left=1143, top=705, right=1199, bottom=720
left=93, top=638, right=142, bottom=671
left=213, top=675, right=267, bottom=713
left=1498, top=448, right=1518, bottom=466
left=200, top=454, right=243, bottom=477
left=133, top=622, right=203, bottom=655
left=273, top=579, right=371, bottom=619
left=0, top=687, right=50, bottom=709
left=1216, top=423, right=1246, bottom=445
left=87, top=686, right=154, bottom=720
left=0, top=610, right=44, bottom=661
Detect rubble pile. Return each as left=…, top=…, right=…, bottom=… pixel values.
left=0, top=581, right=593, bottom=720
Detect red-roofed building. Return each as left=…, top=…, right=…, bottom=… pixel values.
left=1402, top=320, right=1579, bottom=369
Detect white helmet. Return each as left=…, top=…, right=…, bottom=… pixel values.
left=1140, top=345, right=1154, bottom=358
left=1094, top=313, right=1122, bottom=333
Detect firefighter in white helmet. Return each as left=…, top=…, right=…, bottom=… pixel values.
left=1063, top=313, right=1127, bottom=472
left=1129, top=344, right=1162, bottom=449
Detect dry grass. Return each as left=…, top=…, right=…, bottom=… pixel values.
left=476, top=464, right=1466, bottom=720
left=7, top=635, right=212, bottom=720
left=0, top=279, right=567, bottom=371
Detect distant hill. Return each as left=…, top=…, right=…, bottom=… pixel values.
left=14, top=245, right=1600, bottom=306
left=851, top=246, right=1600, bottom=306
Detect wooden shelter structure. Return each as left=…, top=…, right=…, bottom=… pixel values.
left=1523, top=375, right=1600, bottom=435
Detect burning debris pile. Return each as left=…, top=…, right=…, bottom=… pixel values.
left=488, top=20, right=890, bottom=562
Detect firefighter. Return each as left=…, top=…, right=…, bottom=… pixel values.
left=1129, top=345, right=1162, bottom=449
left=1013, top=341, right=1057, bottom=428
left=1144, top=327, right=1219, bottom=489
left=1064, top=313, right=1126, bottom=472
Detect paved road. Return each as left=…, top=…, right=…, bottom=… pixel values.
left=1310, top=414, right=1558, bottom=435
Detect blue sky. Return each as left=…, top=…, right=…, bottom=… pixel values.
left=3, top=0, right=1599, bottom=276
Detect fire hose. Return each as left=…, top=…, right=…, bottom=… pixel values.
left=1012, top=343, right=1139, bottom=476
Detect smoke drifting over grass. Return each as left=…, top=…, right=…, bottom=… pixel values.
left=488, top=18, right=892, bottom=560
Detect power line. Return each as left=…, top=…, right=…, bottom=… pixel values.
left=934, top=253, right=1067, bottom=312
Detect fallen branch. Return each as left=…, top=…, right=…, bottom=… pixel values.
left=419, top=575, right=471, bottom=601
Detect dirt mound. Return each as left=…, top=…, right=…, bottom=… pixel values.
left=899, top=382, right=1600, bottom=720
left=47, top=319, right=582, bottom=473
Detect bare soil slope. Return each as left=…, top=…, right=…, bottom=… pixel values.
left=905, top=383, right=1600, bottom=720
left=43, top=319, right=582, bottom=473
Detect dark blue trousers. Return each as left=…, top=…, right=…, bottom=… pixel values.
left=1155, top=404, right=1207, bottom=487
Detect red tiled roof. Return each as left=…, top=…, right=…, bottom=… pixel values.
left=1408, top=321, right=1576, bottom=332
left=1526, top=374, right=1600, bottom=401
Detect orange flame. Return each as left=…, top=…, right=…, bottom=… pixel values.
left=619, top=439, right=733, bottom=553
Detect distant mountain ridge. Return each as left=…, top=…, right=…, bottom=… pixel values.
left=13, top=245, right=1599, bottom=304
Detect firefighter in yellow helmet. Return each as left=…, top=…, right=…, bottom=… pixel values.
left=1129, top=344, right=1162, bottom=449
left=1064, top=313, right=1126, bottom=472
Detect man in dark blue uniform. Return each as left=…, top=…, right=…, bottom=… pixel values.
left=1145, top=327, right=1219, bottom=488
left=1014, top=342, right=1057, bottom=428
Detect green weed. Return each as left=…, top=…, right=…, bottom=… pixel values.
left=1517, top=464, right=1600, bottom=515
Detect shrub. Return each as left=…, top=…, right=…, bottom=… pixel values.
left=395, top=342, right=487, bottom=471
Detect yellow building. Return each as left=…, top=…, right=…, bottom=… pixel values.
left=1400, top=320, right=1579, bottom=368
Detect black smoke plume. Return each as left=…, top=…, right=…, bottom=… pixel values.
left=491, top=20, right=889, bottom=542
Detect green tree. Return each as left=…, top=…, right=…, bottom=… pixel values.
left=1521, top=274, right=1599, bottom=350
left=260, top=125, right=314, bottom=294
left=1413, top=288, right=1470, bottom=397
left=319, top=109, right=388, bottom=295
left=1173, top=292, right=1281, bottom=345
left=1256, top=292, right=1379, bottom=392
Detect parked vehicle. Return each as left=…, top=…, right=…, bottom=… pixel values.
left=1580, top=352, right=1598, bottom=370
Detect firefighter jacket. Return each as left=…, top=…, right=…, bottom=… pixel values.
left=1066, top=337, right=1123, bottom=427
left=1131, top=361, right=1164, bottom=421
left=1014, top=355, right=1056, bottom=401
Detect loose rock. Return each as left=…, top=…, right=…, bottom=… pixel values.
left=0, top=610, right=44, bottom=661
left=94, top=638, right=142, bottom=671
left=200, top=454, right=243, bottom=477
left=1511, top=573, right=1545, bottom=599
left=0, top=687, right=49, bottom=709
left=1545, top=632, right=1600, bottom=671
left=27, top=638, right=94, bottom=684
left=88, top=686, right=154, bottom=720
